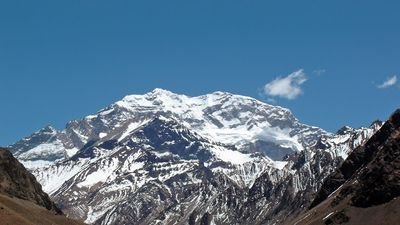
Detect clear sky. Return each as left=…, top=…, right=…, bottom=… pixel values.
left=1, top=0, right=399, bottom=145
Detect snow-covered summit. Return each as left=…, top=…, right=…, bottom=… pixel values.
left=8, top=89, right=330, bottom=166
left=87, top=89, right=327, bottom=159
left=116, top=88, right=289, bottom=116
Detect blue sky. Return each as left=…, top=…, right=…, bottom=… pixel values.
left=0, top=0, right=399, bottom=145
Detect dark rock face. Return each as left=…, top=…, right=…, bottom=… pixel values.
left=0, top=147, right=62, bottom=214
left=351, top=110, right=400, bottom=207
left=310, top=109, right=400, bottom=209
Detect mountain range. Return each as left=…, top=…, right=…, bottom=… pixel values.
left=6, top=89, right=395, bottom=225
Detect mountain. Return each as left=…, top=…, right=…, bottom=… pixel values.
left=9, top=88, right=328, bottom=166
left=290, top=109, right=400, bottom=225
left=7, top=89, right=382, bottom=225
left=0, top=147, right=85, bottom=225
left=31, top=116, right=278, bottom=224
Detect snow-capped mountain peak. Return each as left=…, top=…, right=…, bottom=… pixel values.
left=7, top=88, right=384, bottom=225
left=9, top=89, right=328, bottom=165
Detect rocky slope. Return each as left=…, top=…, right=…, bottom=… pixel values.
left=0, top=147, right=61, bottom=213
left=7, top=89, right=382, bottom=225
left=290, top=109, right=400, bottom=225
left=0, top=147, right=85, bottom=225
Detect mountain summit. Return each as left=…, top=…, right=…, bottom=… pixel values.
left=9, top=88, right=328, bottom=166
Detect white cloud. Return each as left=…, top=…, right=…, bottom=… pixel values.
left=377, top=75, right=397, bottom=89
left=264, top=69, right=307, bottom=100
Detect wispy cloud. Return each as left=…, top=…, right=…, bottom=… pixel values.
left=377, top=75, right=397, bottom=89
left=263, top=69, right=307, bottom=100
